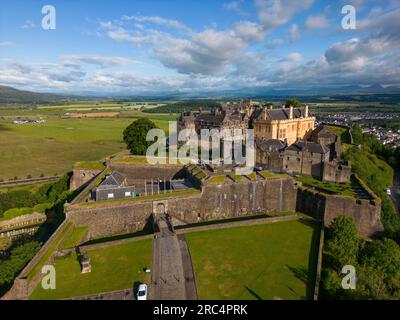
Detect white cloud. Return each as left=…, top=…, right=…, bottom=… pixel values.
left=21, top=20, right=36, bottom=29
left=286, top=24, right=300, bottom=41
left=0, top=41, right=15, bottom=46
left=287, top=52, right=303, bottom=62
left=62, top=55, right=143, bottom=68
left=121, top=15, right=191, bottom=33
left=305, top=14, right=329, bottom=29
left=255, top=0, right=314, bottom=32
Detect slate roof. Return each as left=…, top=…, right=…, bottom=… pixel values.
left=255, top=107, right=309, bottom=121
left=256, top=139, right=286, bottom=152
left=286, top=141, right=329, bottom=154
left=98, top=171, right=126, bottom=188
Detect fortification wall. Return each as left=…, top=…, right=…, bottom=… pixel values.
left=65, top=176, right=297, bottom=239
left=109, top=163, right=185, bottom=184
left=296, top=188, right=383, bottom=237
left=324, top=196, right=383, bottom=236
left=70, top=169, right=102, bottom=191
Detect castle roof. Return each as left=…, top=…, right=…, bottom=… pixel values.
left=286, top=141, right=329, bottom=154
left=256, top=106, right=310, bottom=121
left=98, top=171, right=126, bottom=188
left=256, top=139, right=287, bottom=152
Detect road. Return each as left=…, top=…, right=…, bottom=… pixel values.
left=151, top=215, right=187, bottom=300
left=0, top=176, right=59, bottom=187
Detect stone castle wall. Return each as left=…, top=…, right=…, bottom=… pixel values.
left=296, top=188, right=383, bottom=237
left=65, top=176, right=298, bottom=239
left=66, top=163, right=383, bottom=239
left=70, top=169, right=102, bottom=191
left=109, top=162, right=185, bottom=184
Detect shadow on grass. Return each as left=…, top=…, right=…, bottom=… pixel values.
left=288, top=218, right=322, bottom=300
left=244, top=286, right=263, bottom=300
left=82, top=216, right=154, bottom=246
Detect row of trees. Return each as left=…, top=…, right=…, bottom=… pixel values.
left=322, top=216, right=400, bottom=299
left=0, top=241, right=41, bottom=296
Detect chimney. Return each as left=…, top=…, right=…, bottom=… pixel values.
left=305, top=105, right=309, bottom=118
left=263, top=108, right=267, bottom=120
left=289, top=106, right=293, bottom=119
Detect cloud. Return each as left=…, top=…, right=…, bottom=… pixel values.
left=286, top=24, right=300, bottom=41
left=234, top=21, right=266, bottom=43
left=0, top=41, right=15, bottom=46
left=286, top=52, right=303, bottom=62
left=255, top=0, right=314, bottom=32
left=121, top=15, right=191, bottom=33
left=62, top=55, right=143, bottom=68
left=305, top=14, right=329, bottom=29
left=21, top=20, right=36, bottom=29
left=223, top=1, right=250, bottom=16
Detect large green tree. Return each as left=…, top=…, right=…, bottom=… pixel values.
left=325, top=216, right=359, bottom=268
left=123, top=118, right=157, bottom=155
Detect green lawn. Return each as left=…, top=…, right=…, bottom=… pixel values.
left=295, top=175, right=357, bottom=197
left=29, top=239, right=152, bottom=300
left=186, top=219, right=320, bottom=300
left=60, top=226, right=89, bottom=250
left=0, top=116, right=171, bottom=180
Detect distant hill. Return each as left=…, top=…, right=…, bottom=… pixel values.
left=143, top=100, right=221, bottom=113
left=0, top=85, right=82, bottom=106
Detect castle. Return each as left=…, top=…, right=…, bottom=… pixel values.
left=178, top=101, right=351, bottom=183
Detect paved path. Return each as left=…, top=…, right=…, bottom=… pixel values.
left=0, top=176, right=59, bottom=187
left=177, top=234, right=197, bottom=300
left=151, top=215, right=187, bottom=300
left=70, top=288, right=135, bottom=300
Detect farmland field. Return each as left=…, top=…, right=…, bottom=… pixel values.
left=0, top=104, right=176, bottom=180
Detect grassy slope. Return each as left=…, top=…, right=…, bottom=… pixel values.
left=186, top=219, right=320, bottom=300
left=60, top=226, right=88, bottom=250
left=29, top=239, right=152, bottom=300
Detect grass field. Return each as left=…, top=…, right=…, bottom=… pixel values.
left=0, top=114, right=173, bottom=180
left=29, top=239, right=152, bottom=300
left=186, top=219, right=320, bottom=300
left=60, top=226, right=88, bottom=250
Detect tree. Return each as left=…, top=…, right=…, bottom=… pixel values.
left=359, top=238, right=400, bottom=278
left=351, top=125, right=363, bottom=145
left=123, top=118, right=157, bottom=155
left=326, top=216, right=359, bottom=268
left=285, top=99, right=302, bottom=108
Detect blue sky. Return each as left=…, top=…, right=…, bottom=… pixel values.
left=0, top=0, right=399, bottom=93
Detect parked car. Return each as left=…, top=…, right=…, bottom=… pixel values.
left=137, top=284, right=148, bottom=300
left=386, top=188, right=392, bottom=196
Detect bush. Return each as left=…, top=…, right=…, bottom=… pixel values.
left=325, top=216, right=359, bottom=268
left=0, top=241, right=40, bottom=296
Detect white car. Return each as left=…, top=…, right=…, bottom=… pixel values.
left=386, top=189, right=392, bottom=196
left=137, top=284, right=148, bottom=300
